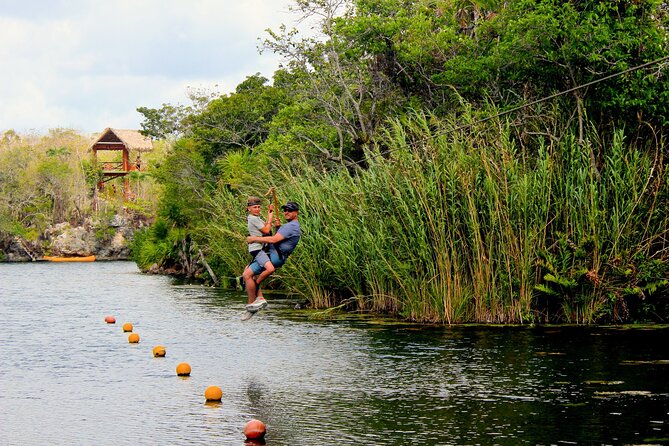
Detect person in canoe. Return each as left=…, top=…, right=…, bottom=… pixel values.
left=242, top=201, right=301, bottom=314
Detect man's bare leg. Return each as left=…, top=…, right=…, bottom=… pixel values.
left=254, top=263, right=275, bottom=290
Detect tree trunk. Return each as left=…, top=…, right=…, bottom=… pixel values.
left=198, top=249, right=219, bottom=286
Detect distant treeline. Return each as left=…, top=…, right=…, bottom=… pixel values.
left=130, top=1, right=669, bottom=322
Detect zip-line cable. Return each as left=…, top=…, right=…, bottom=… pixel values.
left=451, top=55, right=669, bottom=128
left=339, top=54, right=669, bottom=170
left=248, top=54, right=669, bottom=199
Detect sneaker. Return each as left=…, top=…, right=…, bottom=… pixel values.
left=245, top=297, right=268, bottom=313
left=235, top=276, right=245, bottom=291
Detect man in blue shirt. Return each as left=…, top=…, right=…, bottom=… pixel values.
left=243, top=201, right=301, bottom=313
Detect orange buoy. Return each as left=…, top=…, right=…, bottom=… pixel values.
left=243, top=419, right=266, bottom=440
left=128, top=333, right=140, bottom=343
left=122, top=322, right=133, bottom=332
left=176, top=362, right=191, bottom=376
left=152, top=345, right=166, bottom=357
left=104, top=315, right=116, bottom=324
left=204, top=385, right=223, bottom=402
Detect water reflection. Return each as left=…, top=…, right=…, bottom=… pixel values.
left=0, top=262, right=668, bottom=445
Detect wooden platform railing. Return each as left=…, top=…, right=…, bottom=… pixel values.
left=102, top=162, right=125, bottom=172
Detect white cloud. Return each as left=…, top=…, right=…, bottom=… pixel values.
left=0, top=0, right=296, bottom=134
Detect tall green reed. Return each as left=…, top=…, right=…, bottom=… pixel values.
left=263, top=110, right=547, bottom=322
left=201, top=110, right=667, bottom=323
left=537, top=127, right=667, bottom=323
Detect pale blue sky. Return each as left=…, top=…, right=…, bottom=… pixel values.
left=0, top=0, right=296, bottom=135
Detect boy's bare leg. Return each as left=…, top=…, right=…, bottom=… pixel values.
left=243, top=263, right=273, bottom=304
left=242, top=266, right=257, bottom=305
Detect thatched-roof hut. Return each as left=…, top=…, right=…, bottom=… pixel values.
left=91, top=128, right=153, bottom=196
left=91, top=128, right=152, bottom=155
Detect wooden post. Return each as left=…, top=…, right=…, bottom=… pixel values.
left=122, top=148, right=130, bottom=172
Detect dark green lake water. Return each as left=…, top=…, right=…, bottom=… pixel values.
left=1, top=261, right=667, bottom=445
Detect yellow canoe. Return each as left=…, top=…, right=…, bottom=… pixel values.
left=43, top=255, right=96, bottom=262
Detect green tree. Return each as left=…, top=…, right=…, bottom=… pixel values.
left=264, top=0, right=404, bottom=165
left=137, top=103, right=190, bottom=139
left=185, top=73, right=289, bottom=166
left=335, top=0, right=669, bottom=132
left=131, top=138, right=215, bottom=276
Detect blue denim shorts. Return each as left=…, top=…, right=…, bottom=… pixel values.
left=249, top=249, right=285, bottom=275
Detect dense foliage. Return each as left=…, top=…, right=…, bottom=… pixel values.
left=131, top=0, right=668, bottom=323
left=0, top=130, right=90, bottom=241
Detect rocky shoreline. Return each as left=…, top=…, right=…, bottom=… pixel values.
left=1, top=212, right=215, bottom=283
left=1, top=213, right=149, bottom=263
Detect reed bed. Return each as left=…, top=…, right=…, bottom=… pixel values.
left=203, top=110, right=668, bottom=323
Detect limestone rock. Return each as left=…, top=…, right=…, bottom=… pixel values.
left=2, top=212, right=144, bottom=262
left=50, top=226, right=97, bottom=256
